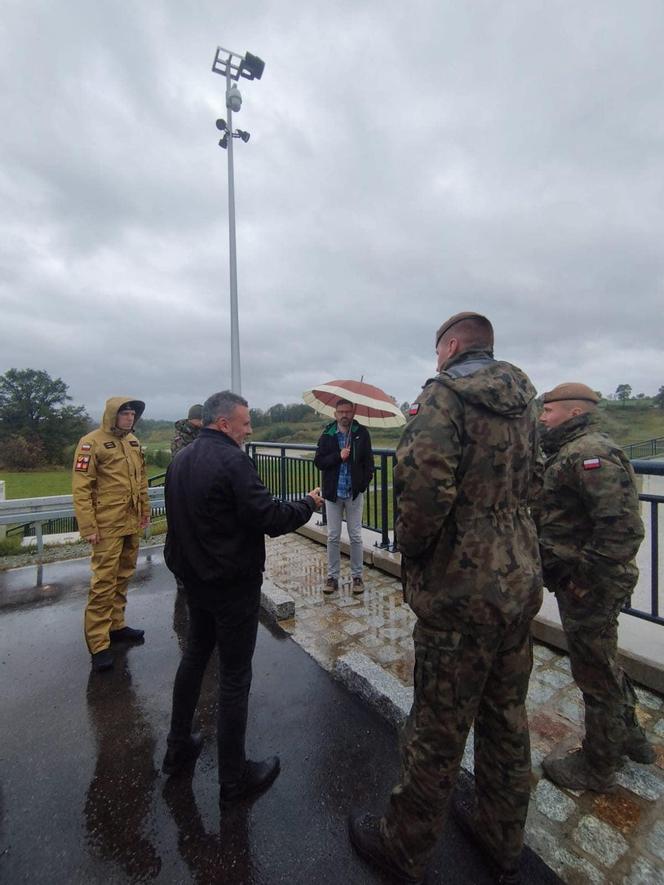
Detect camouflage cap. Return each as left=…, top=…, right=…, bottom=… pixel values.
left=188, top=403, right=204, bottom=420
left=435, top=311, right=492, bottom=347
left=542, top=383, right=600, bottom=404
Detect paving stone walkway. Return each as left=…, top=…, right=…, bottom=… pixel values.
left=265, top=532, right=664, bottom=885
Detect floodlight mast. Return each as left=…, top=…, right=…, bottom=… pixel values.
left=211, top=46, right=265, bottom=395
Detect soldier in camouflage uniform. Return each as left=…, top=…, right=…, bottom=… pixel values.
left=537, top=383, right=652, bottom=792
left=171, top=404, right=204, bottom=456
left=170, top=404, right=203, bottom=594
left=349, top=313, right=543, bottom=885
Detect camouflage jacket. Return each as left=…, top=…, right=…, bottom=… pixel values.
left=171, top=419, right=201, bottom=456
left=396, top=349, right=543, bottom=633
left=536, top=412, right=644, bottom=597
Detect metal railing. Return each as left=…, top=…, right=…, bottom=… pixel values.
left=247, top=444, right=663, bottom=626
left=244, top=442, right=397, bottom=549
left=622, top=436, right=664, bottom=460
left=0, top=487, right=165, bottom=553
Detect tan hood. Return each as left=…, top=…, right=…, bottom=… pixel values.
left=101, top=396, right=146, bottom=433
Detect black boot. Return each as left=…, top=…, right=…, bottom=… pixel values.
left=91, top=649, right=114, bottom=672
left=162, top=732, right=204, bottom=776
left=348, top=812, right=424, bottom=884
left=110, top=626, right=145, bottom=643
left=219, top=756, right=281, bottom=805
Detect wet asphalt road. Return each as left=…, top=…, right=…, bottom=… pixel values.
left=0, top=549, right=560, bottom=884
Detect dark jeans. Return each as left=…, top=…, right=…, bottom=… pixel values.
left=167, top=575, right=262, bottom=783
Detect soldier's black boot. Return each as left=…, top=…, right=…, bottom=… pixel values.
left=91, top=649, right=114, bottom=672
left=162, top=732, right=203, bottom=776
left=110, top=626, right=145, bottom=643
left=623, top=726, right=656, bottom=764
left=452, top=788, right=522, bottom=885
left=348, top=813, right=424, bottom=884
left=219, top=756, right=281, bottom=805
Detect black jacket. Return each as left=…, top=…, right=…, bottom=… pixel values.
left=314, top=420, right=374, bottom=502
left=164, top=428, right=315, bottom=598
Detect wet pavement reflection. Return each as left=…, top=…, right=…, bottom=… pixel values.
left=0, top=548, right=559, bottom=884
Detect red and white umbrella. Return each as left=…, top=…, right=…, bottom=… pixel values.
left=303, top=379, right=406, bottom=428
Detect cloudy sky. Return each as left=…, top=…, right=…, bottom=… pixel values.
left=1, top=1, right=663, bottom=420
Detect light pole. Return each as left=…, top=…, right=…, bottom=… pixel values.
left=211, top=46, right=265, bottom=395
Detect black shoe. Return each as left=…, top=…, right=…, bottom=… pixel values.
left=91, top=649, right=114, bottom=672
left=348, top=812, right=423, bottom=884
left=109, top=626, right=145, bottom=643
left=219, top=756, right=281, bottom=804
left=162, top=732, right=204, bottom=776
left=452, top=789, right=522, bottom=884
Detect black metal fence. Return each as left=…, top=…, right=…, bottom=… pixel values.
left=622, top=436, right=664, bottom=460
left=244, top=442, right=398, bottom=549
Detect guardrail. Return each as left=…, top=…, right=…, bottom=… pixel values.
left=0, top=487, right=165, bottom=553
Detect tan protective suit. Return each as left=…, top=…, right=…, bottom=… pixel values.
left=72, top=397, right=149, bottom=654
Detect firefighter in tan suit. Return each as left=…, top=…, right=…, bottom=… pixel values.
left=73, top=397, right=150, bottom=672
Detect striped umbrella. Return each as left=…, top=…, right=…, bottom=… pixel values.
left=303, top=379, right=406, bottom=428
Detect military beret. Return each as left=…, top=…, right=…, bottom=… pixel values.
left=435, top=311, right=492, bottom=347
left=542, top=383, right=600, bottom=404
left=188, top=403, right=204, bottom=420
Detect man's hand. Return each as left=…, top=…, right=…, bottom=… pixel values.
left=86, top=533, right=99, bottom=545
left=307, top=488, right=323, bottom=509
left=340, top=446, right=351, bottom=462
left=140, top=515, right=150, bottom=530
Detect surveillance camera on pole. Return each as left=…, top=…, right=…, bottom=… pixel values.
left=211, top=45, right=266, bottom=395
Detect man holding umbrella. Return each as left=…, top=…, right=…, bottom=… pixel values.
left=314, top=399, right=374, bottom=593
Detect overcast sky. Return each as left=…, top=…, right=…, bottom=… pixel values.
left=1, top=1, right=663, bottom=420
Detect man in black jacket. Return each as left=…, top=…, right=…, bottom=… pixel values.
left=162, top=390, right=322, bottom=804
left=314, top=399, right=373, bottom=593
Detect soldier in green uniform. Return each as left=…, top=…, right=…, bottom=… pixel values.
left=171, top=404, right=204, bottom=456
left=349, top=313, right=543, bottom=885
left=537, top=382, right=653, bottom=792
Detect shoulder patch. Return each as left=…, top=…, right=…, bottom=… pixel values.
left=80, top=443, right=92, bottom=452
left=129, top=440, right=140, bottom=447
left=408, top=404, right=420, bottom=416
left=104, top=441, right=116, bottom=449
left=75, top=455, right=91, bottom=472
left=583, top=458, right=602, bottom=470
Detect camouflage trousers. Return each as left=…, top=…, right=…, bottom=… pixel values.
left=381, top=617, right=534, bottom=880
left=555, top=585, right=640, bottom=772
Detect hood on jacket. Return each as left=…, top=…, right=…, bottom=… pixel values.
left=323, top=419, right=362, bottom=436
left=435, top=349, right=536, bottom=418
left=101, top=396, right=146, bottom=433
left=539, top=411, right=598, bottom=455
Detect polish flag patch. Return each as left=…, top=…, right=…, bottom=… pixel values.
left=583, top=458, right=601, bottom=470
left=80, top=443, right=92, bottom=452
left=408, top=404, right=420, bottom=416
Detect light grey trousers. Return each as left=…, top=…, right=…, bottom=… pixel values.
left=325, top=493, right=364, bottom=579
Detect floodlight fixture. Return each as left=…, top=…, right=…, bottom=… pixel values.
left=218, top=134, right=228, bottom=149
left=212, top=46, right=266, bottom=82
left=216, top=118, right=227, bottom=131
left=236, top=129, right=250, bottom=143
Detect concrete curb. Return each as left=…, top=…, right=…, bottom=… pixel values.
left=260, top=578, right=295, bottom=621
left=333, top=651, right=413, bottom=729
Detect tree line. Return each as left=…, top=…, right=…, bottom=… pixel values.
left=2, top=368, right=663, bottom=471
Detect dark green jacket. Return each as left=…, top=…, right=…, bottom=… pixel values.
left=537, top=412, right=644, bottom=597
left=396, top=349, right=543, bottom=633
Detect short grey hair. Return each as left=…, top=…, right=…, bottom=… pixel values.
left=202, top=391, right=249, bottom=426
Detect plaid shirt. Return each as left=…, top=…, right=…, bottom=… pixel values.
left=336, top=429, right=352, bottom=499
